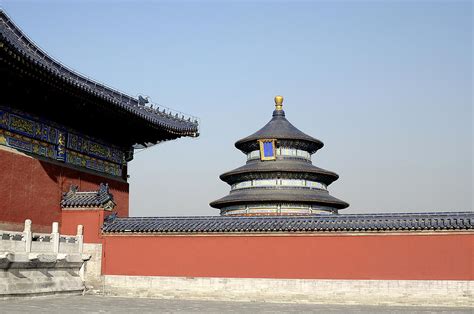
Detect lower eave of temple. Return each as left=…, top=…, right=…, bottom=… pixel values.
left=210, top=188, right=349, bottom=210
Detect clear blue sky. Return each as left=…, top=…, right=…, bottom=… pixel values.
left=3, top=1, right=472, bottom=216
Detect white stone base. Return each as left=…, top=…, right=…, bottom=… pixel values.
left=0, top=267, right=85, bottom=298
left=103, top=275, right=473, bottom=307
left=82, top=244, right=103, bottom=293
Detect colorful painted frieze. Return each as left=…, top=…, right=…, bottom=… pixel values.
left=0, top=129, right=57, bottom=160
left=66, top=150, right=122, bottom=177
left=0, top=106, right=125, bottom=177
left=4, top=111, right=60, bottom=145
left=67, top=133, right=124, bottom=164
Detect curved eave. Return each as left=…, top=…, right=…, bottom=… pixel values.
left=234, top=110, right=323, bottom=154
left=220, top=159, right=340, bottom=185
left=210, top=188, right=349, bottom=210
left=0, top=10, right=199, bottom=137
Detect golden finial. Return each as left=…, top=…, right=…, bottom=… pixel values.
left=274, top=95, right=284, bottom=111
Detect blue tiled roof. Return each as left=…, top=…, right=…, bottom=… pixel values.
left=61, top=183, right=115, bottom=208
left=0, top=10, right=198, bottom=137
left=102, top=212, right=474, bottom=234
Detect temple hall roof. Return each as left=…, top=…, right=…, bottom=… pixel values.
left=102, top=212, right=474, bottom=234
left=0, top=10, right=199, bottom=147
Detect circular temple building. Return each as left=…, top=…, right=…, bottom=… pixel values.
left=210, top=96, right=349, bottom=216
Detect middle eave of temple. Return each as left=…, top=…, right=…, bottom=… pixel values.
left=219, top=159, right=339, bottom=185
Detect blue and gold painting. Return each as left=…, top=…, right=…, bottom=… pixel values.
left=258, top=139, right=276, bottom=161
left=0, top=106, right=124, bottom=177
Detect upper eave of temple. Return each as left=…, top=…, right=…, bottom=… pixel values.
left=0, top=10, right=199, bottom=140
left=235, top=108, right=323, bottom=154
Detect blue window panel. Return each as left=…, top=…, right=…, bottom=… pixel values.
left=263, top=141, right=274, bottom=157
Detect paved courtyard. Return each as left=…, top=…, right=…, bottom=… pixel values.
left=0, top=295, right=472, bottom=313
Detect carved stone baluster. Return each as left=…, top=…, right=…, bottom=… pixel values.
left=52, top=222, right=59, bottom=253
left=24, top=219, right=32, bottom=253
left=77, top=225, right=84, bottom=253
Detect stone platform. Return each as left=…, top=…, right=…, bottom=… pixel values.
left=0, top=220, right=90, bottom=298
left=102, top=275, right=473, bottom=308
left=0, top=295, right=472, bottom=313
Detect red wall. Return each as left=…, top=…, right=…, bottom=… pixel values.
left=0, top=148, right=129, bottom=232
left=61, top=210, right=109, bottom=243
left=102, top=233, right=474, bottom=280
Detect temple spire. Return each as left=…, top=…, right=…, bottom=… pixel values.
left=274, top=95, right=284, bottom=111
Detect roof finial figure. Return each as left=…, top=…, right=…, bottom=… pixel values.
left=138, top=95, right=149, bottom=106
left=274, top=95, right=284, bottom=111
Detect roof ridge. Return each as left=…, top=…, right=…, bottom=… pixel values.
left=109, top=211, right=474, bottom=221
left=103, top=212, right=474, bottom=233
left=61, top=183, right=115, bottom=208
left=0, top=9, right=199, bottom=136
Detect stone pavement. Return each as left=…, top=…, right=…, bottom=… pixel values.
left=0, top=295, right=472, bottom=313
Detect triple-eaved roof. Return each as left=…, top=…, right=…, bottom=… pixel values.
left=0, top=10, right=199, bottom=142
left=211, top=97, right=349, bottom=214
left=102, top=211, right=474, bottom=234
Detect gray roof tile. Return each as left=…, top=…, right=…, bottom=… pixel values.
left=61, top=183, right=115, bottom=209
left=102, top=212, right=474, bottom=234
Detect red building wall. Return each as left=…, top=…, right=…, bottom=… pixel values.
left=0, top=148, right=129, bottom=232
left=102, top=233, right=474, bottom=280
left=61, top=210, right=110, bottom=243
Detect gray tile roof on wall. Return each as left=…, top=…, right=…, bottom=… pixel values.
left=61, top=183, right=115, bottom=208
left=102, top=211, right=474, bottom=234
left=0, top=10, right=198, bottom=137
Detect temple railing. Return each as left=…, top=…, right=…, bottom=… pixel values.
left=0, top=219, right=89, bottom=267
